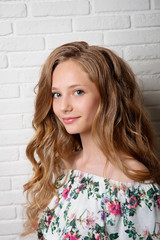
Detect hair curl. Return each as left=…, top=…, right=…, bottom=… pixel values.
left=23, top=41, right=160, bottom=235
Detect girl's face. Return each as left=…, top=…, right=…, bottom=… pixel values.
left=52, top=60, right=100, bottom=135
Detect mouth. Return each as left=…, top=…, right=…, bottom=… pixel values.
left=62, top=117, right=80, bottom=124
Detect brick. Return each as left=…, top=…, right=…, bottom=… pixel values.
left=129, top=60, right=160, bottom=75
left=0, top=190, right=25, bottom=205
left=0, top=236, right=17, bottom=240
left=9, top=52, right=50, bottom=68
left=18, top=233, right=37, bottom=240
left=94, top=0, right=149, bottom=12
left=73, top=15, right=130, bottom=31
left=137, top=75, right=160, bottom=91
left=0, top=54, right=8, bottom=68
left=16, top=19, right=71, bottom=35
left=0, top=21, right=12, bottom=36
left=153, top=0, right=160, bottom=9
left=0, top=220, right=23, bottom=234
left=0, top=3, right=26, bottom=18
left=0, top=206, right=16, bottom=219
left=104, top=29, right=160, bottom=45
left=124, top=45, right=160, bottom=60
left=20, top=83, right=36, bottom=98
left=0, top=177, right=11, bottom=190
left=31, top=0, right=89, bottom=16
left=16, top=205, right=25, bottom=219
left=19, top=146, right=28, bottom=161
left=0, top=85, right=19, bottom=99
left=0, top=147, right=19, bottom=162
left=0, top=115, right=22, bottom=130
left=0, top=68, right=40, bottom=84
left=133, top=13, right=160, bottom=27
left=0, top=129, right=34, bottom=146
left=46, top=32, right=103, bottom=49
left=12, top=175, right=31, bottom=190
left=147, top=107, right=160, bottom=121
left=107, top=46, right=123, bottom=58
left=0, top=37, right=44, bottom=52
left=142, top=91, right=160, bottom=106
left=0, top=98, right=34, bottom=114
left=23, top=114, right=33, bottom=128
left=0, top=160, right=32, bottom=177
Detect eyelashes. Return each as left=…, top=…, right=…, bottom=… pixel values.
left=52, top=90, right=85, bottom=99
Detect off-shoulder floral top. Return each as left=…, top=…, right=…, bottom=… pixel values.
left=38, top=169, right=160, bottom=240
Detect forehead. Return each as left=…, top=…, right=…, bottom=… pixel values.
left=52, top=60, right=91, bottom=86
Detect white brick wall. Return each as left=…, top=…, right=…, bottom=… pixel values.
left=0, top=0, right=159, bottom=239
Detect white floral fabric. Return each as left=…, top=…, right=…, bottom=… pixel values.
left=38, top=169, right=160, bottom=240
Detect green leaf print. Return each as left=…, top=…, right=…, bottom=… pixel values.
left=70, top=218, right=76, bottom=228
left=95, top=223, right=105, bottom=233
left=109, top=233, right=119, bottom=239
left=147, top=188, right=155, bottom=199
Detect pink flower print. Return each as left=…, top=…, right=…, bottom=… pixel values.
left=78, top=172, right=84, bottom=181
left=95, top=233, right=102, bottom=240
left=128, top=196, right=138, bottom=209
left=46, top=215, right=52, bottom=227
left=79, top=183, right=85, bottom=190
left=69, top=213, right=76, bottom=221
left=76, top=188, right=80, bottom=193
left=83, top=210, right=98, bottom=229
left=62, top=187, right=71, bottom=199
left=142, top=227, right=149, bottom=239
left=157, top=197, right=160, bottom=210
left=64, top=232, right=79, bottom=240
left=108, top=201, right=121, bottom=216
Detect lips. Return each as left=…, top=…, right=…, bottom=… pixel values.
left=62, top=117, right=80, bottom=124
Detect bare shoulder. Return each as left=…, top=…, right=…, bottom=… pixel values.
left=107, top=154, right=149, bottom=183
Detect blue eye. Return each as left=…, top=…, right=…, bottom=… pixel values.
left=75, top=90, right=84, bottom=95
left=52, top=92, right=61, bottom=98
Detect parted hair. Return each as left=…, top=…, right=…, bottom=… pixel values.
left=23, top=41, right=160, bottom=235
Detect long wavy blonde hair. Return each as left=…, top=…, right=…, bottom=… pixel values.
left=23, top=41, right=160, bottom=235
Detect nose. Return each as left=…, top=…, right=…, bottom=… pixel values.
left=60, top=95, right=73, bottom=113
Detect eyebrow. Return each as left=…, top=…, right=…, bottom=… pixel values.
left=52, top=84, right=87, bottom=90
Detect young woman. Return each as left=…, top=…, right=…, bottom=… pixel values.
left=23, top=41, right=160, bottom=240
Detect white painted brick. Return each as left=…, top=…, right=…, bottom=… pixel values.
left=0, top=98, right=34, bottom=114
left=137, top=75, right=160, bottom=91
left=19, top=145, right=28, bottom=161
left=94, top=0, right=149, bottom=12
left=124, top=45, right=160, bottom=60
left=147, top=107, right=160, bottom=121
left=0, top=115, right=22, bottom=130
left=0, top=147, right=19, bottom=162
left=0, top=236, right=17, bottom=240
left=23, top=114, right=33, bottom=129
left=47, top=32, right=103, bottom=49
left=12, top=175, right=31, bottom=190
left=9, top=52, right=49, bottom=68
left=129, top=60, right=160, bottom=75
left=73, top=15, right=130, bottom=31
left=0, top=85, right=19, bottom=98
left=0, top=129, right=34, bottom=146
left=16, top=19, right=71, bottom=35
left=0, top=37, right=44, bottom=52
left=0, top=206, right=16, bottom=219
left=0, top=160, right=32, bottom=176
left=0, top=3, right=26, bottom=18
left=104, top=29, right=160, bottom=46
left=0, top=177, right=11, bottom=190
left=0, top=191, right=25, bottom=205
left=133, top=13, right=160, bottom=27
left=16, top=205, right=25, bottom=219
left=31, top=0, right=89, bottom=16
left=20, top=83, right=36, bottom=98
left=153, top=0, right=160, bottom=9
left=107, top=46, right=123, bottom=58
left=0, top=68, right=40, bottom=84
left=142, top=91, right=160, bottom=106
left=0, top=21, right=12, bottom=36
left=0, top=54, right=8, bottom=68
left=0, top=220, right=23, bottom=234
